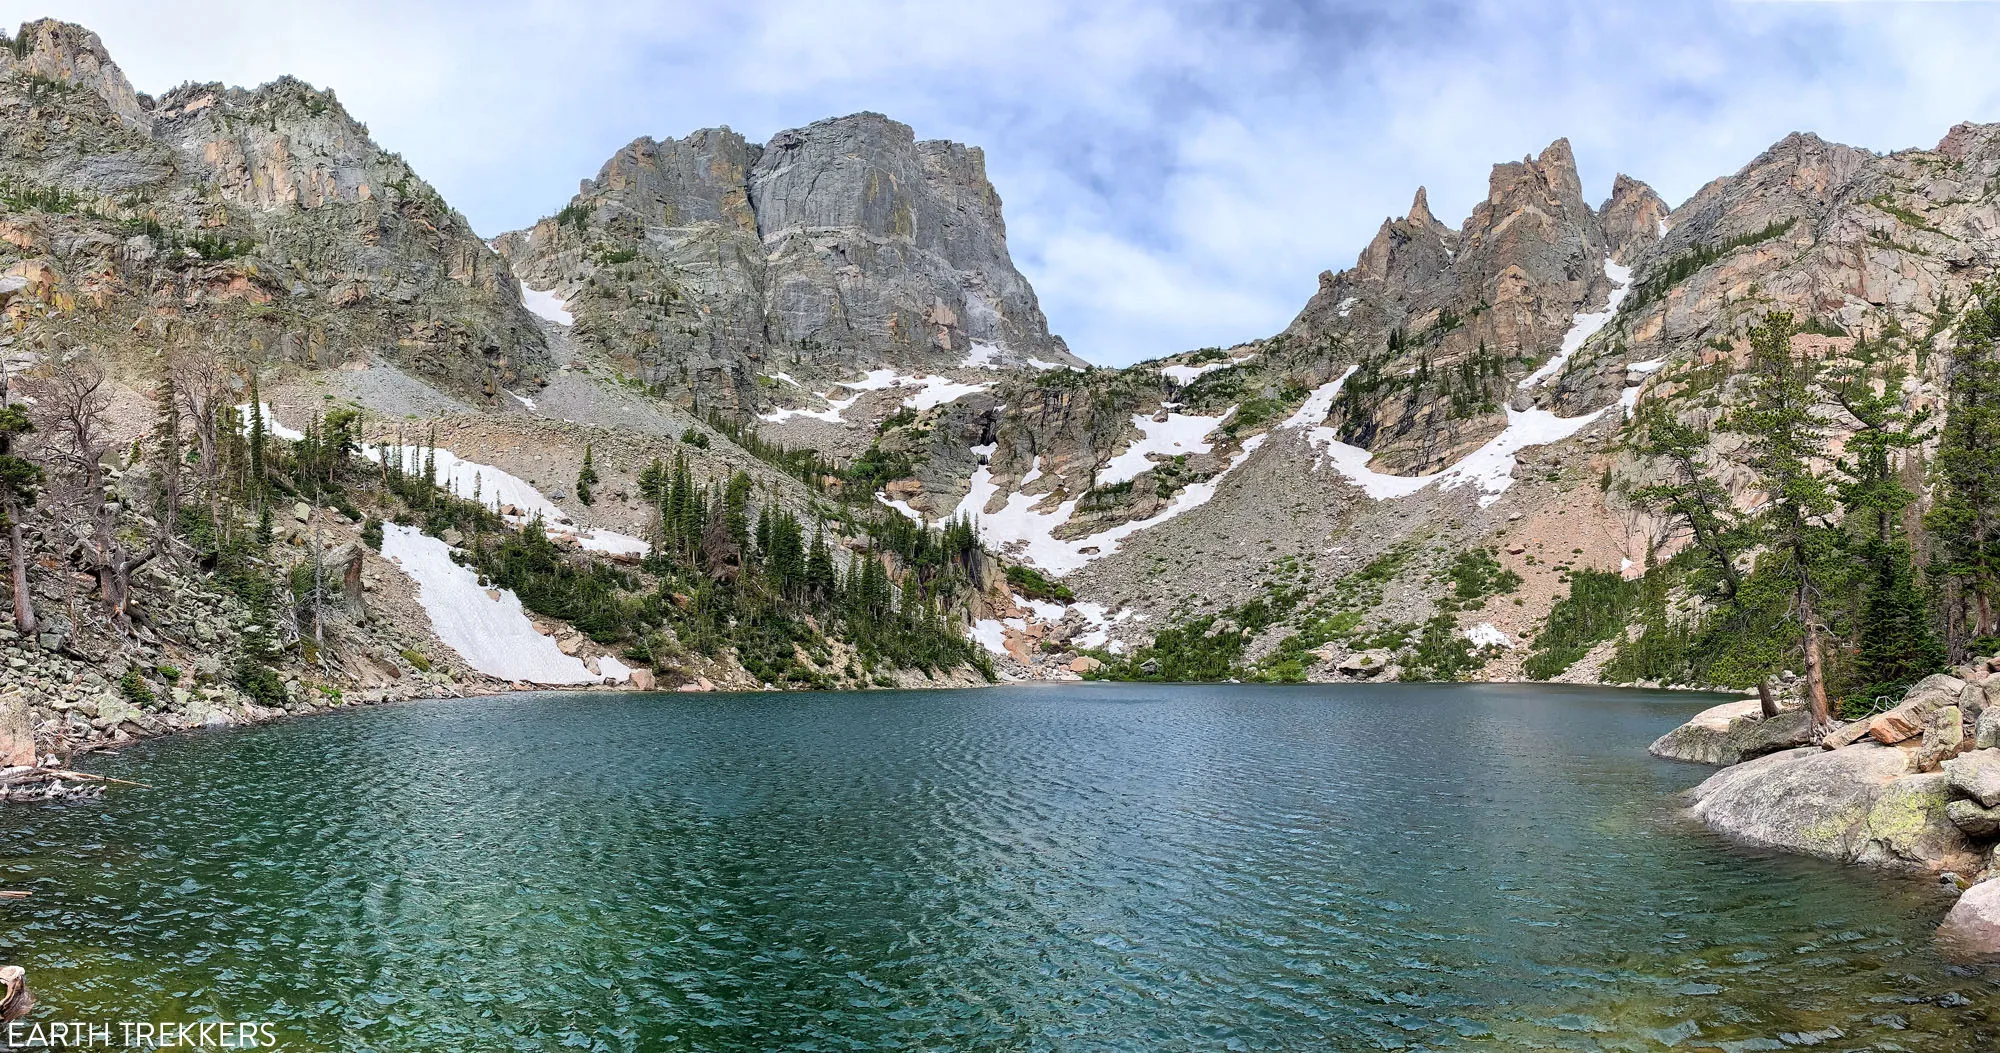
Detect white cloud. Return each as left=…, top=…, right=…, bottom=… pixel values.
left=25, top=1, right=2000, bottom=365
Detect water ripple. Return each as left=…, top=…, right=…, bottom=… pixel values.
left=0, top=682, right=1995, bottom=1049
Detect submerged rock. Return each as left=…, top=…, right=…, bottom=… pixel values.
left=1686, top=743, right=1982, bottom=874
left=1649, top=699, right=1814, bottom=765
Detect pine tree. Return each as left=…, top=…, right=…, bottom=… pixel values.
left=806, top=528, right=837, bottom=602
left=152, top=373, right=183, bottom=561
left=1730, top=312, right=1842, bottom=724
left=575, top=443, right=598, bottom=505
left=0, top=396, right=41, bottom=634
left=1630, top=405, right=1748, bottom=599
left=1829, top=348, right=1945, bottom=703
left=246, top=372, right=267, bottom=499
left=1928, top=288, right=2000, bottom=648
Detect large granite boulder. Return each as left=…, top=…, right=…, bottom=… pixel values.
left=1649, top=699, right=1815, bottom=765
left=1937, top=879, right=2000, bottom=961
left=1868, top=674, right=1967, bottom=744
left=1944, top=749, right=2000, bottom=808
left=1686, top=743, right=1982, bottom=874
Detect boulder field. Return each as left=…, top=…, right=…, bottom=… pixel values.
left=1655, top=666, right=2000, bottom=959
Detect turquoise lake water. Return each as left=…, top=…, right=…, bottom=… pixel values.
left=0, top=682, right=1995, bottom=1050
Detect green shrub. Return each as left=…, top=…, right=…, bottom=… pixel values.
left=1005, top=564, right=1075, bottom=603
left=232, top=655, right=289, bottom=708
left=1523, top=569, right=1640, bottom=679
left=399, top=648, right=432, bottom=673
left=118, top=668, right=154, bottom=706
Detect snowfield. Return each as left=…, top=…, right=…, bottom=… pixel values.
left=381, top=524, right=604, bottom=685
left=1159, top=353, right=1255, bottom=386
left=1096, top=408, right=1233, bottom=486
left=957, top=435, right=1266, bottom=576
left=1519, top=259, right=1632, bottom=390
left=1284, top=368, right=1607, bottom=508
left=578, top=529, right=650, bottom=557
left=520, top=285, right=574, bottom=326
left=758, top=368, right=989, bottom=424
left=362, top=441, right=569, bottom=524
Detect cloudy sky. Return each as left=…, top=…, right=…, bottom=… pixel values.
left=19, top=0, right=2000, bottom=364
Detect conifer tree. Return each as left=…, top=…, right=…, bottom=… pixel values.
left=1731, top=312, right=1841, bottom=724
left=246, top=372, right=267, bottom=498
left=153, top=373, right=183, bottom=560
left=1928, top=288, right=2000, bottom=648
left=0, top=390, right=40, bottom=634
left=575, top=443, right=598, bottom=505
left=1829, top=349, right=1945, bottom=703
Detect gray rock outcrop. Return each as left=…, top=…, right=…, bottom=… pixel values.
left=1648, top=698, right=1814, bottom=765
left=495, top=113, right=1078, bottom=412
left=1685, top=743, right=1982, bottom=874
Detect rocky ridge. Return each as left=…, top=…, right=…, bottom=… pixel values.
left=492, top=112, right=1080, bottom=420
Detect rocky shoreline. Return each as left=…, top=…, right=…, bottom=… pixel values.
left=1654, top=664, right=2000, bottom=959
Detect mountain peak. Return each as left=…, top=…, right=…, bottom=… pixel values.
left=3, top=18, right=150, bottom=130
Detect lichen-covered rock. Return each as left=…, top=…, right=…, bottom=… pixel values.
left=1649, top=698, right=1814, bottom=765
left=1686, top=743, right=1981, bottom=874
left=1946, top=799, right=2000, bottom=839
left=1916, top=704, right=1968, bottom=772
left=1937, top=879, right=2000, bottom=961
left=1977, top=707, right=2000, bottom=751
left=1856, top=773, right=1977, bottom=871
left=1945, top=749, right=2000, bottom=808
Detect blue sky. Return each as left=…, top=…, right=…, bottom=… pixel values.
left=18, top=0, right=2000, bottom=364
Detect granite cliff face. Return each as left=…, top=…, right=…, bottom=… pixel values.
left=18, top=15, right=2000, bottom=696
left=494, top=113, right=1078, bottom=414
left=0, top=18, right=547, bottom=397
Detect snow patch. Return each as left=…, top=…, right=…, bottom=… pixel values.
left=362, top=441, right=569, bottom=524
left=761, top=372, right=801, bottom=387
left=763, top=369, right=989, bottom=423
left=963, top=343, right=1003, bottom=369
left=236, top=403, right=306, bottom=442
left=1520, top=259, right=1632, bottom=390
left=1626, top=359, right=1665, bottom=375
left=595, top=654, right=633, bottom=684
left=508, top=390, right=537, bottom=410
left=970, top=619, right=1012, bottom=658
left=1160, top=353, right=1255, bottom=386
left=959, top=434, right=1266, bottom=575
left=578, top=529, right=650, bottom=557
left=520, top=285, right=574, bottom=327
left=381, top=524, right=599, bottom=685
left=1308, top=406, right=1606, bottom=508
left=1282, top=366, right=1359, bottom=429
left=1464, top=623, right=1512, bottom=649
left=1619, top=385, right=1643, bottom=419
left=1096, top=408, right=1232, bottom=486
left=1337, top=296, right=1358, bottom=318
left=877, top=493, right=925, bottom=523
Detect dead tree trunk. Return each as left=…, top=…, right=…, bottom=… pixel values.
left=0, top=964, right=30, bottom=1024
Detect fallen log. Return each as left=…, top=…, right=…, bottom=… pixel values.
left=0, top=965, right=30, bottom=1024
left=0, top=768, right=151, bottom=790
left=0, top=891, right=26, bottom=900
